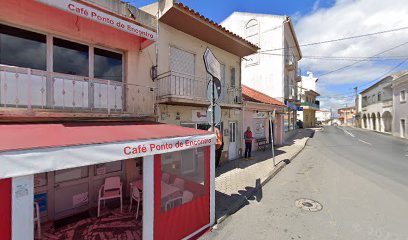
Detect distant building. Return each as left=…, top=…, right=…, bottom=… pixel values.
left=297, top=72, right=320, bottom=128
left=338, top=107, right=356, bottom=126
left=316, top=109, right=332, bottom=123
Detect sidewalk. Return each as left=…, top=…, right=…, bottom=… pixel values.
left=214, top=128, right=315, bottom=224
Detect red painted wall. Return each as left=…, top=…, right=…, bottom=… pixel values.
left=154, top=147, right=211, bottom=240
left=0, top=178, right=12, bottom=240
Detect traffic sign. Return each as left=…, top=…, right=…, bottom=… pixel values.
left=207, top=77, right=222, bottom=102
left=206, top=104, right=221, bottom=126
left=203, top=48, right=221, bottom=79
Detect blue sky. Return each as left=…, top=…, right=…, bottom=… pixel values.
left=129, top=0, right=408, bottom=110
left=130, top=0, right=335, bottom=23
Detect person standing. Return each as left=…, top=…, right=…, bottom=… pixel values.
left=209, top=126, right=223, bottom=167
left=244, top=126, right=253, bottom=159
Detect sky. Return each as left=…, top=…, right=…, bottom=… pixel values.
left=129, top=0, right=408, bottom=111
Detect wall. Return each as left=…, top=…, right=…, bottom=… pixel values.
left=392, top=79, right=408, bottom=138
left=222, top=13, right=293, bottom=102
left=159, top=105, right=242, bottom=161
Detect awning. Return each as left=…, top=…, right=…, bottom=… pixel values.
left=0, top=122, right=215, bottom=179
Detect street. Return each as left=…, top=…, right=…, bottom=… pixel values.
left=201, top=126, right=408, bottom=240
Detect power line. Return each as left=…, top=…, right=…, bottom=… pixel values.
left=260, top=52, right=408, bottom=61
left=317, top=41, right=408, bottom=77
left=358, top=58, right=408, bottom=89
left=259, top=26, right=408, bottom=53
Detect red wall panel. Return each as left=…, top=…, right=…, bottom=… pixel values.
left=0, top=178, right=12, bottom=240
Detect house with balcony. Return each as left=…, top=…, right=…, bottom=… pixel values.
left=141, top=1, right=258, bottom=162
left=338, top=107, right=356, bottom=126
left=0, top=1, right=218, bottom=240
left=221, top=12, right=302, bottom=142
left=297, top=72, right=319, bottom=128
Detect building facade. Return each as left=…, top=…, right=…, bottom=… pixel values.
left=392, top=72, right=408, bottom=139
left=242, top=85, right=286, bottom=149
left=141, top=1, right=258, bottom=162
left=221, top=12, right=302, bottom=142
left=297, top=72, right=319, bottom=128
left=0, top=1, right=217, bottom=240
left=359, top=73, right=404, bottom=133
left=338, top=107, right=356, bottom=126
left=316, top=109, right=332, bottom=124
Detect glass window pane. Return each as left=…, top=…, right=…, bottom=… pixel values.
left=94, top=48, right=123, bottom=81
left=53, top=38, right=88, bottom=76
left=161, top=148, right=206, bottom=212
left=0, top=24, right=46, bottom=70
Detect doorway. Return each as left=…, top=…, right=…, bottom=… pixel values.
left=229, top=122, right=237, bottom=159
left=401, top=119, right=406, bottom=138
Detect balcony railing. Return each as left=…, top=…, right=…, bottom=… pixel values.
left=0, top=64, right=156, bottom=116
left=157, top=71, right=242, bottom=106
left=301, top=101, right=320, bottom=109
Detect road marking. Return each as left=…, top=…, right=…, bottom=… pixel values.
left=358, top=139, right=371, bottom=145
left=343, top=129, right=355, bottom=137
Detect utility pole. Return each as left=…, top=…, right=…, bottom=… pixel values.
left=354, top=86, right=358, bottom=127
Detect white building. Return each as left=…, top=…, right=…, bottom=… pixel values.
left=360, top=71, right=407, bottom=133
left=392, top=71, right=408, bottom=139
left=297, top=72, right=320, bottom=128
left=221, top=12, right=302, bottom=140
left=316, top=109, right=332, bottom=123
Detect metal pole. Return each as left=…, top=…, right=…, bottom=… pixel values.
left=270, top=114, right=275, bottom=166
left=211, top=76, right=215, bottom=132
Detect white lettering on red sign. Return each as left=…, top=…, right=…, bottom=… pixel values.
left=37, top=0, right=156, bottom=40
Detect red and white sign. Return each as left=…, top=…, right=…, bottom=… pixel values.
left=192, top=110, right=207, bottom=122
left=37, top=0, right=156, bottom=41
left=0, top=134, right=215, bottom=179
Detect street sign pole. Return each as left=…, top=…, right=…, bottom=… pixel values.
left=270, top=110, right=276, bottom=166
left=211, top=76, right=215, bottom=132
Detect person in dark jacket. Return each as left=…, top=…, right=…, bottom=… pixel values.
left=244, top=126, right=253, bottom=158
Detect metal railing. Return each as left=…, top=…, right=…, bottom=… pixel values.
left=301, top=101, right=320, bottom=109
left=0, top=64, right=156, bottom=116
left=156, top=71, right=242, bottom=105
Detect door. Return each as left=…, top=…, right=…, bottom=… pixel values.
left=229, top=122, right=237, bottom=160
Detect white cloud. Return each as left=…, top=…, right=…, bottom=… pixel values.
left=295, top=0, right=408, bottom=86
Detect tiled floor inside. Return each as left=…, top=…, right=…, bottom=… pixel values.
left=39, top=205, right=142, bottom=240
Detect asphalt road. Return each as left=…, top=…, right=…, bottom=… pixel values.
left=201, top=126, right=408, bottom=240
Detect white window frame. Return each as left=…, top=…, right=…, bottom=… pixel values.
left=400, top=90, right=406, bottom=103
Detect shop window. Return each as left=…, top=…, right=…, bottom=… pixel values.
left=94, top=48, right=123, bottom=82
left=53, top=37, right=89, bottom=76
left=55, top=166, right=89, bottom=183
left=94, top=161, right=122, bottom=176
left=161, top=148, right=206, bottom=212
left=0, top=24, right=46, bottom=70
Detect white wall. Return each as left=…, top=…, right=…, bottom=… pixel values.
left=222, top=13, right=301, bottom=102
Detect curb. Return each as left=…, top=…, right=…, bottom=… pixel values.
left=214, top=131, right=313, bottom=226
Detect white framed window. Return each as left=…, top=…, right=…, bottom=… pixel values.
left=400, top=90, right=406, bottom=102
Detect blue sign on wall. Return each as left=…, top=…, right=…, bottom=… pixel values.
left=34, top=193, right=48, bottom=213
